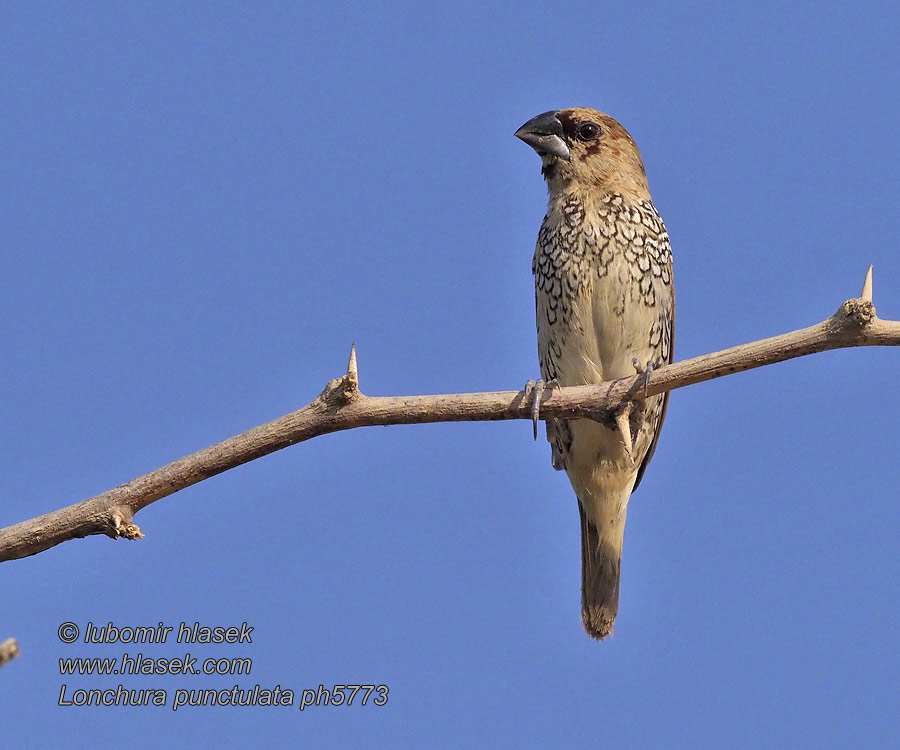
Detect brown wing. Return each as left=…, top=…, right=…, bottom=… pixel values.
left=633, top=280, right=673, bottom=492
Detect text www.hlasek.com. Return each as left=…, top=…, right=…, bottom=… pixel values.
left=56, top=620, right=388, bottom=711
left=60, top=653, right=251, bottom=676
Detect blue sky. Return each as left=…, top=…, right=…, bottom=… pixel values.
left=2, top=2, right=900, bottom=747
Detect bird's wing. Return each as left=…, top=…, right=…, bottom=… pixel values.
left=633, top=279, right=674, bottom=492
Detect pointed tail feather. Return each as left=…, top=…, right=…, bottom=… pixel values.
left=579, top=503, right=623, bottom=640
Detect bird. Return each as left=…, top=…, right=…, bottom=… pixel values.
left=515, top=108, right=674, bottom=639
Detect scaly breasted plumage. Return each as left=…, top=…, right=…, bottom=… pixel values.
left=516, top=108, right=674, bottom=639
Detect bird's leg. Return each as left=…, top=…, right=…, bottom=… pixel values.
left=525, top=378, right=559, bottom=440
left=632, top=358, right=654, bottom=400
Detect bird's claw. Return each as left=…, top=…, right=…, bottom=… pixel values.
left=631, top=358, right=654, bottom=399
left=525, top=378, right=559, bottom=440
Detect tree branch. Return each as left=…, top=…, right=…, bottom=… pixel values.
left=0, top=639, right=20, bottom=668
left=0, top=267, right=896, bottom=563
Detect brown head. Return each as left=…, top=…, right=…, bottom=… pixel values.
left=515, top=107, right=650, bottom=200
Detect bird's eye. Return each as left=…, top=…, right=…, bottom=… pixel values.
left=576, top=122, right=601, bottom=141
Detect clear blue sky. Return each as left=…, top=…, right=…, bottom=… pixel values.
left=3, top=2, right=899, bottom=747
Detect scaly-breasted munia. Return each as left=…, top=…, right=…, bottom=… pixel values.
left=516, top=108, right=674, bottom=639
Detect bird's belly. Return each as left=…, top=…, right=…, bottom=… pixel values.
left=538, top=273, right=665, bottom=492
left=549, top=275, right=661, bottom=387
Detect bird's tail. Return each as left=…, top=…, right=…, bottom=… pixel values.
left=579, top=502, right=624, bottom=640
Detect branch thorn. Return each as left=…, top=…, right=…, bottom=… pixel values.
left=614, top=403, right=634, bottom=459
left=861, top=265, right=873, bottom=304
left=346, top=342, right=359, bottom=392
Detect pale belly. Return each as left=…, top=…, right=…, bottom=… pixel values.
left=537, top=267, right=669, bottom=501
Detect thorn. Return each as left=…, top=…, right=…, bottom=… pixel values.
left=346, top=342, right=358, bottom=392
left=614, top=402, right=634, bottom=458
left=861, top=265, right=873, bottom=304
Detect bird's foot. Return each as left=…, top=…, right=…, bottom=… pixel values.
left=632, top=358, right=655, bottom=399
left=524, top=378, right=559, bottom=440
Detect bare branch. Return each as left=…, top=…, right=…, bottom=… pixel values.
left=0, top=268, right=897, bottom=563
left=0, top=639, right=20, bottom=668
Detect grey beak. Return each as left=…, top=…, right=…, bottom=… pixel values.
left=515, top=110, right=570, bottom=161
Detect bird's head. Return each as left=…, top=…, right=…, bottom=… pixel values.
left=515, top=107, right=650, bottom=199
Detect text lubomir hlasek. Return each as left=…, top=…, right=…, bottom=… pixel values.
left=79, top=621, right=253, bottom=644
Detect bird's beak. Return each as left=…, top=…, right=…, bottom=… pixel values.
left=515, top=111, right=570, bottom=161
